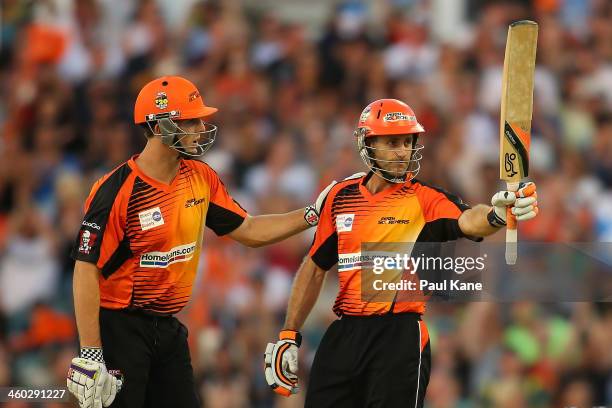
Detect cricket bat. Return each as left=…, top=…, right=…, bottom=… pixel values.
left=499, top=20, right=538, bottom=265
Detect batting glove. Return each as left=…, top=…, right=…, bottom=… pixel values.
left=304, top=172, right=366, bottom=226
left=264, top=330, right=301, bottom=397
left=67, top=347, right=122, bottom=408
left=488, top=181, right=538, bottom=228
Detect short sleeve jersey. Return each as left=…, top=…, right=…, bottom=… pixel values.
left=71, top=155, right=247, bottom=315
left=308, top=172, right=481, bottom=317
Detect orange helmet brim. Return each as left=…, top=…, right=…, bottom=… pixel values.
left=183, top=106, right=218, bottom=119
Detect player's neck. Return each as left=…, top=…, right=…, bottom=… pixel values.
left=365, top=173, right=397, bottom=194
left=136, top=139, right=181, bottom=185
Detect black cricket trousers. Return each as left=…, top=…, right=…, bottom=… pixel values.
left=305, top=312, right=431, bottom=408
left=99, top=308, right=200, bottom=408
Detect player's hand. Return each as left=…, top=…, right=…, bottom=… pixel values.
left=264, top=330, right=301, bottom=396
left=67, top=348, right=122, bottom=408
left=488, top=181, right=538, bottom=227
left=304, top=172, right=366, bottom=226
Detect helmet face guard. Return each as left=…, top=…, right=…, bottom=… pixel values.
left=355, top=127, right=424, bottom=183
left=146, top=116, right=217, bottom=158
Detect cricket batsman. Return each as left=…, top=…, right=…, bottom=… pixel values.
left=66, top=76, right=341, bottom=408
left=264, top=99, right=539, bottom=407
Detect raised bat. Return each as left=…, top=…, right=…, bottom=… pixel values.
left=499, top=20, right=538, bottom=265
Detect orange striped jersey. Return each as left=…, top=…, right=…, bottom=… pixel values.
left=308, top=172, right=481, bottom=317
left=71, top=155, right=247, bottom=315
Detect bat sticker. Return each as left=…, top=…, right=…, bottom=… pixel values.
left=505, top=153, right=517, bottom=177
left=503, top=122, right=530, bottom=178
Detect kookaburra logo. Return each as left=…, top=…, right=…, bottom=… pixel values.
left=505, top=153, right=517, bottom=177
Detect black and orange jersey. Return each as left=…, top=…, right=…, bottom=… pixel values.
left=309, top=172, right=481, bottom=317
left=71, top=155, right=247, bottom=315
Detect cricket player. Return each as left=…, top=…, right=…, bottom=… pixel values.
left=264, top=99, right=538, bottom=407
left=66, top=76, right=340, bottom=408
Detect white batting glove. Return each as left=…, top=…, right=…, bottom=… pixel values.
left=304, top=172, right=366, bottom=226
left=67, top=348, right=122, bottom=408
left=488, top=181, right=538, bottom=227
left=264, top=330, right=301, bottom=397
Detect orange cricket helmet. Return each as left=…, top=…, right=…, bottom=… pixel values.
left=134, top=76, right=217, bottom=124
left=356, top=98, right=425, bottom=137
left=355, top=99, right=425, bottom=183
left=134, top=76, right=218, bottom=157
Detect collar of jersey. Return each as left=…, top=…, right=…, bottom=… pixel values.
left=358, top=171, right=411, bottom=201
left=128, top=154, right=181, bottom=191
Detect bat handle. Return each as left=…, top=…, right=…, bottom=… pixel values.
left=505, top=181, right=520, bottom=265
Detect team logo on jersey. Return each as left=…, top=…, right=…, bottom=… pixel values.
left=378, top=216, right=410, bottom=225
left=78, top=229, right=98, bottom=254
left=383, top=112, right=415, bottom=122
left=185, top=197, right=205, bottom=208
left=139, top=207, right=165, bottom=231
left=336, top=214, right=355, bottom=233
left=140, top=242, right=197, bottom=268
left=155, top=92, right=169, bottom=109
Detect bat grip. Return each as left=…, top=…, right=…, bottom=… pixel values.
left=505, top=181, right=520, bottom=265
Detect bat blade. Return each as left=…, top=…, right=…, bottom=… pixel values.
left=499, top=20, right=538, bottom=265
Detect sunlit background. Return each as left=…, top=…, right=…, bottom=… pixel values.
left=0, top=0, right=611, bottom=407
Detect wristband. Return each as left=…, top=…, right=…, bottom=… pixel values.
left=279, top=330, right=302, bottom=347
left=304, top=206, right=318, bottom=226
left=487, top=208, right=506, bottom=228
left=80, top=347, right=104, bottom=363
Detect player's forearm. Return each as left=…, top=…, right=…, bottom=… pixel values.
left=284, top=257, right=326, bottom=331
left=230, top=209, right=309, bottom=248
left=458, top=204, right=500, bottom=237
left=73, top=260, right=102, bottom=348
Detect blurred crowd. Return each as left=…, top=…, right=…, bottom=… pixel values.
left=0, top=0, right=611, bottom=407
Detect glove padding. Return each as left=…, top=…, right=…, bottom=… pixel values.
left=264, top=330, right=302, bottom=397
left=304, top=172, right=366, bottom=226
left=67, top=357, right=121, bottom=408
left=489, top=181, right=538, bottom=227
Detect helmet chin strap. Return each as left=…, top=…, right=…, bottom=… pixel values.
left=374, top=166, right=408, bottom=183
